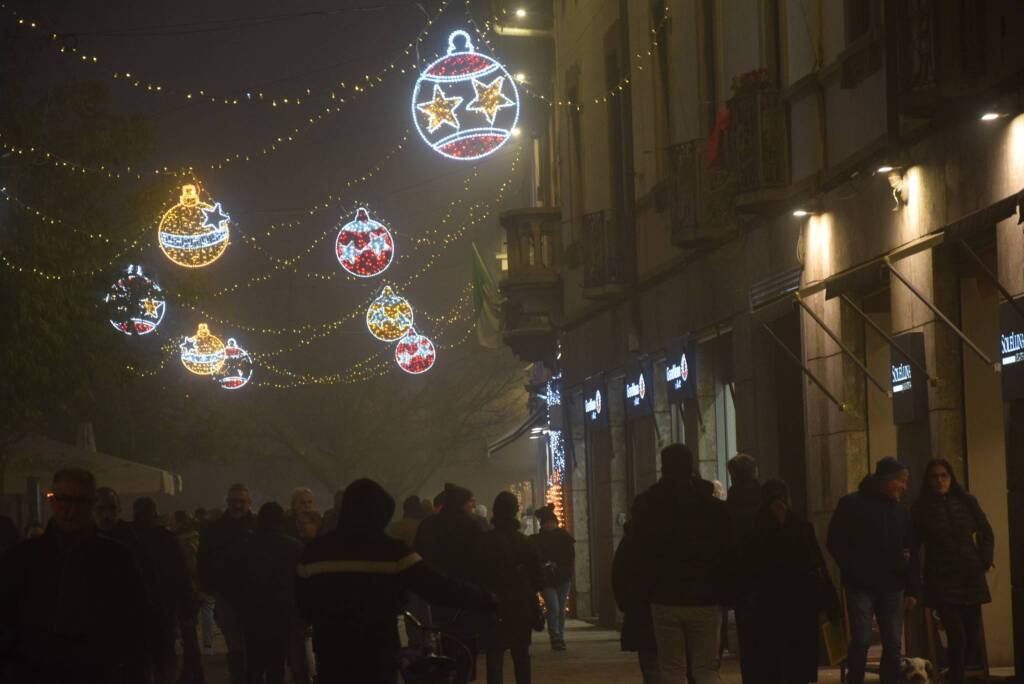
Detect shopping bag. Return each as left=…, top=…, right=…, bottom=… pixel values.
left=821, top=618, right=849, bottom=666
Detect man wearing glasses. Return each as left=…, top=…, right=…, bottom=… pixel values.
left=0, top=468, right=150, bottom=682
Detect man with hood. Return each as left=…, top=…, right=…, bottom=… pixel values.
left=296, top=478, right=495, bottom=683
left=725, top=453, right=760, bottom=684
left=827, top=457, right=920, bottom=684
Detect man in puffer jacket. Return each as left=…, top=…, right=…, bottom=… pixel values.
left=827, top=457, right=920, bottom=684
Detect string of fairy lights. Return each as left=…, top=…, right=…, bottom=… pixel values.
left=5, top=1, right=533, bottom=389
left=3, top=1, right=450, bottom=109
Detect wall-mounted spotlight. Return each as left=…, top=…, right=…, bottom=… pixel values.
left=793, top=209, right=814, bottom=218
left=980, top=112, right=1002, bottom=122
left=515, top=7, right=527, bottom=18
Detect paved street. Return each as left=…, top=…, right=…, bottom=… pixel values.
left=197, top=618, right=846, bottom=683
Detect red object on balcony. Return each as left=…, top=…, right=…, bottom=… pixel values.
left=706, top=107, right=733, bottom=168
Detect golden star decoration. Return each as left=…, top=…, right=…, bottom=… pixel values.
left=141, top=298, right=160, bottom=318
left=417, top=84, right=463, bottom=133
left=466, top=76, right=514, bottom=125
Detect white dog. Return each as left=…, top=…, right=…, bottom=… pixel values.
left=900, top=657, right=938, bottom=684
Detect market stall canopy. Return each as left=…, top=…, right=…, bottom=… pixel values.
left=2, top=434, right=178, bottom=496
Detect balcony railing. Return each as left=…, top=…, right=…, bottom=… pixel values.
left=581, top=209, right=626, bottom=295
left=666, top=139, right=734, bottom=247
left=725, top=89, right=790, bottom=194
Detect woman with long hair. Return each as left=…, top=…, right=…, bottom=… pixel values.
left=478, top=491, right=544, bottom=684
left=912, top=459, right=994, bottom=684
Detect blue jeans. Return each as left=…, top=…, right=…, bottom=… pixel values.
left=846, top=590, right=904, bottom=684
left=541, top=581, right=571, bottom=642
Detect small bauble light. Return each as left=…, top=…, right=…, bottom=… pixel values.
left=104, top=264, right=166, bottom=336
left=412, top=29, right=520, bottom=161
left=366, top=285, right=414, bottom=342
left=180, top=323, right=226, bottom=375
left=395, top=328, right=437, bottom=375
left=335, top=207, right=395, bottom=278
left=212, top=338, right=253, bottom=390
left=159, top=184, right=230, bottom=268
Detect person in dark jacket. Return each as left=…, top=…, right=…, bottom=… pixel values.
left=632, top=444, right=735, bottom=684
left=226, top=502, right=305, bottom=684
left=171, top=510, right=206, bottom=684
left=414, top=482, right=486, bottom=681
left=0, top=515, right=21, bottom=558
left=725, top=454, right=759, bottom=684
left=531, top=503, right=574, bottom=650
left=0, top=468, right=151, bottom=683
left=296, top=478, right=496, bottom=684
left=197, top=483, right=256, bottom=684
left=745, top=480, right=837, bottom=684
left=613, top=518, right=659, bottom=684
left=133, top=497, right=193, bottom=684
left=479, top=491, right=544, bottom=684
left=827, top=457, right=920, bottom=684
left=911, top=459, right=994, bottom=684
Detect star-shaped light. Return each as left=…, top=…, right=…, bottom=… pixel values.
left=368, top=232, right=389, bottom=258
left=141, top=298, right=159, bottom=318
left=417, top=84, right=462, bottom=133
left=180, top=338, right=196, bottom=353
left=201, top=202, right=230, bottom=231
left=340, top=242, right=358, bottom=264
left=466, top=76, right=514, bottom=124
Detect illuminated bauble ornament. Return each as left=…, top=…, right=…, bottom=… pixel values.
left=104, top=264, right=166, bottom=336
left=395, top=328, right=437, bottom=375
left=158, top=184, right=230, bottom=268
left=180, top=323, right=226, bottom=375
left=412, top=29, right=520, bottom=161
left=366, top=286, right=414, bottom=342
left=212, top=338, right=253, bottom=390
left=335, top=207, right=395, bottom=278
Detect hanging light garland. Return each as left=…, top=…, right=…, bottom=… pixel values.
left=3, top=0, right=451, bottom=110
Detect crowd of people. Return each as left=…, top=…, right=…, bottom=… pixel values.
left=611, top=446, right=995, bottom=684
left=0, top=473, right=575, bottom=684
left=0, top=446, right=996, bottom=684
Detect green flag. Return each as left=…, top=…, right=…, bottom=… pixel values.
left=471, top=242, right=504, bottom=348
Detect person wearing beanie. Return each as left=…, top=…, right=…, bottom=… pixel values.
left=225, top=501, right=305, bottom=684
left=743, top=480, right=838, bottom=684
left=413, top=481, right=487, bottom=681
left=631, top=443, right=735, bottom=683
left=531, top=504, right=575, bottom=650
left=387, top=494, right=427, bottom=547
left=296, top=478, right=496, bottom=683
left=478, top=491, right=544, bottom=683
left=827, top=458, right=919, bottom=684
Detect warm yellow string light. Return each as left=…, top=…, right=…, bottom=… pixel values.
left=3, top=0, right=451, bottom=110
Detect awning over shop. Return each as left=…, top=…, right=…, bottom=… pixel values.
left=2, top=434, right=178, bottom=496
left=487, top=408, right=545, bottom=458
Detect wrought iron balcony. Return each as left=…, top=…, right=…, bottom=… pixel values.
left=667, top=139, right=733, bottom=247
left=581, top=209, right=627, bottom=298
left=725, top=89, right=790, bottom=195
left=499, top=207, right=562, bottom=362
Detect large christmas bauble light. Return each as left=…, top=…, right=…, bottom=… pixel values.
left=335, top=207, right=395, bottom=278
left=395, top=328, right=437, bottom=375
left=180, top=323, right=226, bottom=375
left=159, top=184, right=230, bottom=268
left=412, top=29, right=520, bottom=161
left=104, top=264, right=166, bottom=336
left=212, top=338, right=253, bottom=390
left=366, top=286, right=414, bottom=342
